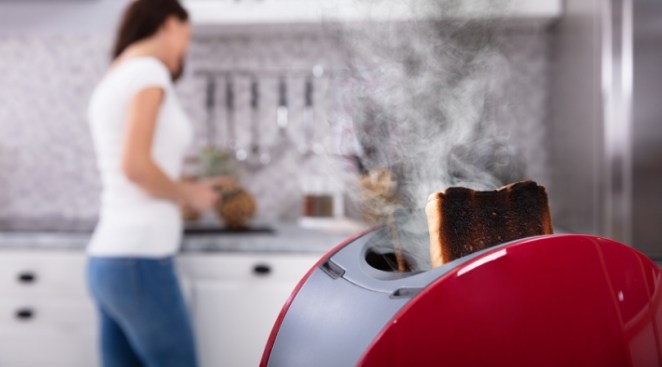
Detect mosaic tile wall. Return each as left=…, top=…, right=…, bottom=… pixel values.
left=0, top=28, right=550, bottom=227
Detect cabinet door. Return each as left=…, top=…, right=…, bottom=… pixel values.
left=0, top=299, right=98, bottom=367
left=0, top=251, right=89, bottom=297
left=0, top=251, right=98, bottom=367
left=0, top=328, right=97, bottom=367
left=0, top=299, right=97, bottom=330
left=188, top=254, right=320, bottom=367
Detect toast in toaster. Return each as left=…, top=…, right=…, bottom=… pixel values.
left=426, top=180, right=553, bottom=268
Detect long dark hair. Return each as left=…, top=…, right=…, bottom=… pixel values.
left=112, top=0, right=189, bottom=60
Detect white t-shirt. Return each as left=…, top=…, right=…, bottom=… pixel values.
left=87, top=57, right=193, bottom=257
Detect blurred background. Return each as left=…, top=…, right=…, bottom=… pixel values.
left=0, top=0, right=660, bottom=366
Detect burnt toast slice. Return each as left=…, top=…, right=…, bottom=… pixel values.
left=426, top=180, right=553, bottom=268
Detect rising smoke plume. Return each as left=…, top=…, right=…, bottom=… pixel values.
left=325, top=0, right=529, bottom=270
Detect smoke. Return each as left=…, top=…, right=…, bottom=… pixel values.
left=324, top=0, right=528, bottom=271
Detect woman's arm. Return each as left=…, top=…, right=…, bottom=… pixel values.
left=121, top=87, right=218, bottom=212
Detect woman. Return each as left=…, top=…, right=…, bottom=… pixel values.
left=86, top=1, right=216, bottom=366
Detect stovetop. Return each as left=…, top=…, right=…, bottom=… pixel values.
left=183, top=224, right=275, bottom=235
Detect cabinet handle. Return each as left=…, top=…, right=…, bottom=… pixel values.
left=253, top=263, right=272, bottom=276
left=17, top=271, right=37, bottom=284
left=15, top=308, right=35, bottom=321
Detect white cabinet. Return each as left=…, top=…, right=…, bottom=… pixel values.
left=0, top=249, right=321, bottom=367
left=0, top=251, right=90, bottom=298
left=179, top=253, right=321, bottom=367
left=0, top=251, right=98, bottom=367
left=0, top=328, right=97, bottom=367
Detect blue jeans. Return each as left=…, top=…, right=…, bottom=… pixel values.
left=87, top=257, right=198, bottom=367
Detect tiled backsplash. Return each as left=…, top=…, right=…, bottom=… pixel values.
left=0, top=27, right=550, bottom=227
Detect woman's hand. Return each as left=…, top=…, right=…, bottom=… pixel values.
left=201, top=176, right=237, bottom=192
left=180, top=181, right=219, bottom=213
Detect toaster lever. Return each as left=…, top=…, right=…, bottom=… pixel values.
left=391, top=287, right=423, bottom=299
left=320, top=260, right=345, bottom=279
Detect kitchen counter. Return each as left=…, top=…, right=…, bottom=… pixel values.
left=0, top=221, right=368, bottom=254
left=0, top=220, right=368, bottom=367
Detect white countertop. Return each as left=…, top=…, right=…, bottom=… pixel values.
left=0, top=221, right=369, bottom=254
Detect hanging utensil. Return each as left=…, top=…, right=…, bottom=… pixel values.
left=234, top=76, right=249, bottom=161
left=277, top=76, right=289, bottom=133
left=225, top=76, right=235, bottom=148
left=254, top=78, right=271, bottom=165
left=205, top=76, right=217, bottom=148
left=241, top=77, right=270, bottom=169
left=225, top=76, right=239, bottom=155
left=263, top=76, right=292, bottom=164
left=299, top=77, right=315, bottom=157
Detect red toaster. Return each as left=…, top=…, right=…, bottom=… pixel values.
left=261, top=228, right=662, bottom=366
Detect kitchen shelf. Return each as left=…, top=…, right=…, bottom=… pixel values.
left=183, top=0, right=563, bottom=28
